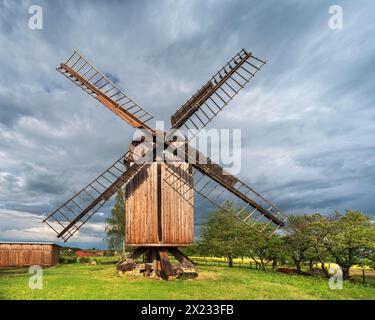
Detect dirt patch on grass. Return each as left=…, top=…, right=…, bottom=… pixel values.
left=194, top=270, right=220, bottom=281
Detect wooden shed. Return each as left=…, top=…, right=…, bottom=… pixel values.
left=0, top=242, right=60, bottom=268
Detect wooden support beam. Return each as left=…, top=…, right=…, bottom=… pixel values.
left=168, top=247, right=195, bottom=268
left=159, top=250, right=175, bottom=277
left=96, top=95, right=145, bottom=128
left=60, top=63, right=152, bottom=130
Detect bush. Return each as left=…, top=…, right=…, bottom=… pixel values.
left=104, top=250, right=115, bottom=257
left=79, top=257, right=90, bottom=264
left=59, top=256, right=77, bottom=264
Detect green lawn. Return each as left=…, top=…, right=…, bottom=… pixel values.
left=0, top=264, right=374, bottom=300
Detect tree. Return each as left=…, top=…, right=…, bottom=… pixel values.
left=239, top=223, right=286, bottom=271
left=201, top=205, right=243, bottom=267
left=319, top=210, right=375, bottom=280
left=264, top=235, right=287, bottom=271
left=285, top=215, right=315, bottom=274
left=201, top=204, right=286, bottom=270
left=284, top=211, right=375, bottom=279
left=365, top=244, right=375, bottom=269
left=105, top=189, right=125, bottom=253
left=180, top=242, right=204, bottom=257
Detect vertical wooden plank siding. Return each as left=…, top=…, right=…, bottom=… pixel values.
left=125, top=162, right=194, bottom=246
left=0, top=243, right=60, bottom=267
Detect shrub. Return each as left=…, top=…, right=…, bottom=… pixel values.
left=59, top=256, right=77, bottom=264
left=79, top=257, right=90, bottom=264
left=104, top=250, right=115, bottom=257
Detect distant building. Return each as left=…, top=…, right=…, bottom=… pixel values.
left=75, top=250, right=104, bottom=257
left=0, top=242, right=60, bottom=267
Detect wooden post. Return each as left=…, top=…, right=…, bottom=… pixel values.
left=168, top=247, right=195, bottom=268
left=159, top=250, right=174, bottom=278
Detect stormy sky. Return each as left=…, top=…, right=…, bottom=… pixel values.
left=0, top=0, right=374, bottom=248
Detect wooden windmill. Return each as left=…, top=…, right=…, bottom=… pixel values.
left=43, top=49, right=288, bottom=279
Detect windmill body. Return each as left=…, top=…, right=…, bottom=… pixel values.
left=125, top=161, right=194, bottom=247
left=43, top=48, right=289, bottom=279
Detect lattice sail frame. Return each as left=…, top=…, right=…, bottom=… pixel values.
left=57, top=51, right=154, bottom=128
left=171, top=49, right=266, bottom=138
left=43, top=151, right=147, bottom=241
left=163, top=146, right=288, bottom=238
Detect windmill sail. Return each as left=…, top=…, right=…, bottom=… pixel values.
left=57, top=51, right=154, bottom=129
left=164, top=146, right=287, bottom=238
left=170, top=49, right=266, bottom=138
left=43, top=153, right=147, bottom=242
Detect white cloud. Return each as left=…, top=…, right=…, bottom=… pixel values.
left=0, top=209, right=106, bottom=247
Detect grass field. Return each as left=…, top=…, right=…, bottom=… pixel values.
left=0, top=263, right=374, bottom=300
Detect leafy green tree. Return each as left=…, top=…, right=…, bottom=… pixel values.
left=285, top=210, right=375, bottom=279
left=201, top=204, right=287, bottom=270
left=285, top=214, right=324, bottom=274
left=238, top=223, right=286, bottom=271
left=285, top=215, right=310, bottom=273
left=180, top=242, right=204, bottom=257
left=201, top=205, right=243, bottom=267
left=365, top=245, right=375, bottom=269
left=320, top=210, right=375, bottom=279
left=105, top=189, right=125, bottom=253
left=265, top=235, right=288, bottom=270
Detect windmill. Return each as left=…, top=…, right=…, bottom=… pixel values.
left=43, top=49, right=288, bottom=279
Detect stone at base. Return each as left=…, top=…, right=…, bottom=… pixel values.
left=117, top=259, right=136, bottom=272
left=175, top=267, right=198, bottom=279
left=117, top=261, right=197, bottom=280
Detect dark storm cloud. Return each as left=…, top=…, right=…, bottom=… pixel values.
left=0, top=0, right=374, bottom=247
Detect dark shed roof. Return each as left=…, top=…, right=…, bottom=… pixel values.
left=0, top=241, right=61, bottom=247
